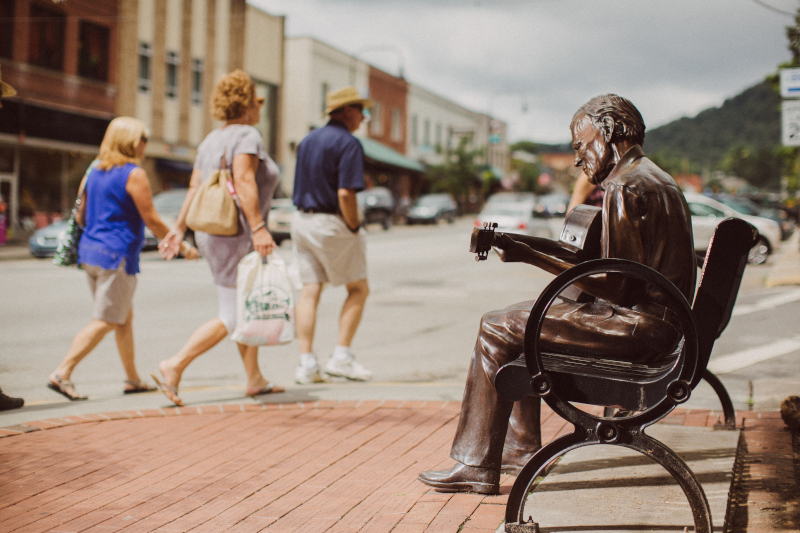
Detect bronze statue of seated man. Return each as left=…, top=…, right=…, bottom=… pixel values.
left=418, top=94, right=696, bottom=495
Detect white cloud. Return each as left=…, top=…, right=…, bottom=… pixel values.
left=251, top=0, right=795, bottom=143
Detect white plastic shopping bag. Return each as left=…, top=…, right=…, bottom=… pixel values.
left=231, top=251, right=295, bottom=346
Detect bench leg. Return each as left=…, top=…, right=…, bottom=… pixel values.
left=504, top=430, right=713, bottom=533
left=634, top=432, right=713, bottom=533
left=703, top=370, right=736, bottom=429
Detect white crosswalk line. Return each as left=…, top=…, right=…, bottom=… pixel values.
left=707, top=333, right=800, bottom=374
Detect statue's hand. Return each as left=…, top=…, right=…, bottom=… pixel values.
left=493, top=233, right=528, bottom=263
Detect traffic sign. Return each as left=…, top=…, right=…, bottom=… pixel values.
left=780, top=68, right=800, bottom=98
left=782, top=100, right=800, bottom=146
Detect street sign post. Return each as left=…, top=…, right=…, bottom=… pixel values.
left=782, top=100, right=800, bottom=147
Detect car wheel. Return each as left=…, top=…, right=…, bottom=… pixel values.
left=747, top=236, right=770, bottom=265
left=381, top=215, right=392, bottom=231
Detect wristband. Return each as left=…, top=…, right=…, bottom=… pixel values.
left=251, top=221, right=266, bottom=233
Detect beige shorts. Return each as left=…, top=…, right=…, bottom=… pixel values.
left=291, top=211, right=367, bottom=286
left=84, top=259, right=137, bottom=325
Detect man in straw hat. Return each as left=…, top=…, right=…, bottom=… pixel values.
left=291, top=86, right=375, bottom=384
left=0, top=66, right=24, bottom=411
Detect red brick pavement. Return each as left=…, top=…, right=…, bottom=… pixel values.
left=0, top=403, right=777, bottom=532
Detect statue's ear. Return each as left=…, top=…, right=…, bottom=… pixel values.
left=601, top=116, right=615, bottom=143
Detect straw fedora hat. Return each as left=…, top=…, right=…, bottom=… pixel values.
left=325, top=86, right=373, bottom=115
left=0, top=65, right=16, bottom=98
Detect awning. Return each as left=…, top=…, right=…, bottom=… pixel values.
left=358, top=137, right=425, bottom=173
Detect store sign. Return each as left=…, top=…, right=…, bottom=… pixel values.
left=780, top=68, right=800, bottom=98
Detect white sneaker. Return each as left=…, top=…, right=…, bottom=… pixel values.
left=325, top=357, right=373, bottom=381
left=295, top=364, right=327, bottom=384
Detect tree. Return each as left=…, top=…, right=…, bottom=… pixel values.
left=426, top=136, right=482, bottom=206
left=509, top=140, right=538, bottom=155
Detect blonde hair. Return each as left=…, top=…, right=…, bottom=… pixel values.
left=97, top=117, right=149, bottom=170
left=211, top=69, right=255, bottom=121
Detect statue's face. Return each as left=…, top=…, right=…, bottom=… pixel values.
left=571, top=114, right=613, bottom=184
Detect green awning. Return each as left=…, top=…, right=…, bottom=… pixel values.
left=358, top=137, right=425, bottom=173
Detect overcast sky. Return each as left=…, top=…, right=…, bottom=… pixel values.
left=250, top=0, right=797, bottom=144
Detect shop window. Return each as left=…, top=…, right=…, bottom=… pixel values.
left=28, top=4, right=65, bottom=71
left=411, top=115, right=418, bottom=146
left=165, top=51, right=179, bottom=99
left=78, top=21, right=109, bottom=81
left=423, top=119, right=430, bottom=146
left=138, top=42, right=152, bottom=92
left=436, top=123, right=442, bottom=148
left=321, top=82, right=328, bottom=115
left=0, top=1, right=13, bottom=59
left=391, top=108, right=402, bottom=142
left=191, top=59, right=203, bottom=105
left=254, top=81, right=278, bottom=158
left=370, top=102, right=382, bottom=135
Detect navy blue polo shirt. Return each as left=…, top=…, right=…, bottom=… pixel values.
left=293, top=120, right=365, bottom=212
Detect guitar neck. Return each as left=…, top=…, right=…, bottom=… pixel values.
left=497, top=232, right=581, bottom=262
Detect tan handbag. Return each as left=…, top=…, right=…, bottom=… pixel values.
left=186, top=154, right=239, bottom=236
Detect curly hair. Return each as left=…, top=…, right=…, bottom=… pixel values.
left=211, top=70, right=255, bottom=121
left=572, top=94, right=646, bottom=146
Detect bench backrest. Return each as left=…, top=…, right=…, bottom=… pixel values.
left=690, top=218, right=757, bottom=388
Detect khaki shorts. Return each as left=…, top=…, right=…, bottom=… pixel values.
left=84, top=259, right=137, bottom=325
left=291, top=211, right=367, bottom=286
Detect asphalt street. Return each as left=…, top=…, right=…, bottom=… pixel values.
left=1, top=217, right=798, bottom=427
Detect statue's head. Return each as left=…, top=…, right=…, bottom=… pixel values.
left=570, top=94, right=645, bottom=184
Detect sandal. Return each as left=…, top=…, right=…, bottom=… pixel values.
left=124, top=380, right=157, bottom=394
left=151, top=372, right=183, bottom=406
left=246, top=382, right=286, bottom=398
left=47, top=374, right=88, bottom=401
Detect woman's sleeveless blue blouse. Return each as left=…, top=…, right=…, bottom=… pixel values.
left=78, top=163, right=145, bottom=275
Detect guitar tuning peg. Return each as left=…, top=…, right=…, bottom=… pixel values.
left=491, top=222, right=498, bottom=229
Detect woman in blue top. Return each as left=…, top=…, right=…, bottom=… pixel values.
left=47, top=117, right=195, bottom=401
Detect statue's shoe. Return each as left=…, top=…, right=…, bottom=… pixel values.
left=418, top=462, right=499, bottom=494
left=501, top=447, right=540, bottom=475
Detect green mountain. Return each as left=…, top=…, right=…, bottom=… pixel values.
left=644, top=81, right=783, bottom=186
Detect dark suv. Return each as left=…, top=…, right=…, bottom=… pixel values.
left=357, top=187, right=395, bottom=230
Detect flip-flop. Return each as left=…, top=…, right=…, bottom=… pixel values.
left=123, top=380, right=157, bottom=394
left=47, top=374, right=88, bottom=401
left=151, top=372, right=184, bottom=406
left=246, top=382, right=285, bottom=397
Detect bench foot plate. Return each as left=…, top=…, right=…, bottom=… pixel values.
left=505, top=520, right=540, bottom=533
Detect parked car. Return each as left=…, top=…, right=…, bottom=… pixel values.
left=474, top=198, right=552, bottom=238
left=268, top=198, right=296, bottom=245
left=683, top=192, right=781, bottom=265
left=534, top=192, right=571, bottom=218
left=357, top=187, right=394, bottom=230
left=406, top=193, right=458, bottom=224
left=143, top=189, right=194, bottom=250
left=484, top=191, right=537, bottom=207
left=28, top=219, right=69, bottom=258
left=710, top=193, right=795, bottom=241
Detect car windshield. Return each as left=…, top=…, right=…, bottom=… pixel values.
left=481, top=206, right=529, bottom=218
left=416, top=195, right=448, bottom=206
left=716, top=197, right=759, bottom=216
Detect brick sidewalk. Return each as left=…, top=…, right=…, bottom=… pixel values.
left=0, top=402, right=785, bottom=532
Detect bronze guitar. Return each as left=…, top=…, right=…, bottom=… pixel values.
left=470, top=204, right=603, bottom=263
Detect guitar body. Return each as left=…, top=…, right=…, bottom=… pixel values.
left=470, top=204, right=602, bottom=263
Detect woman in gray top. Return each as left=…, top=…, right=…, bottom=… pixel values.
left=156, top=70, right=284, bottom=406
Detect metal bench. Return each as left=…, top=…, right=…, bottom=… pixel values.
left=495, top=217, right=757, bottom=533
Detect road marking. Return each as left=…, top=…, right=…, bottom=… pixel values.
left=732, top=288, right=800, bottom=317
left=707, top=333, right=800, bottom=374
